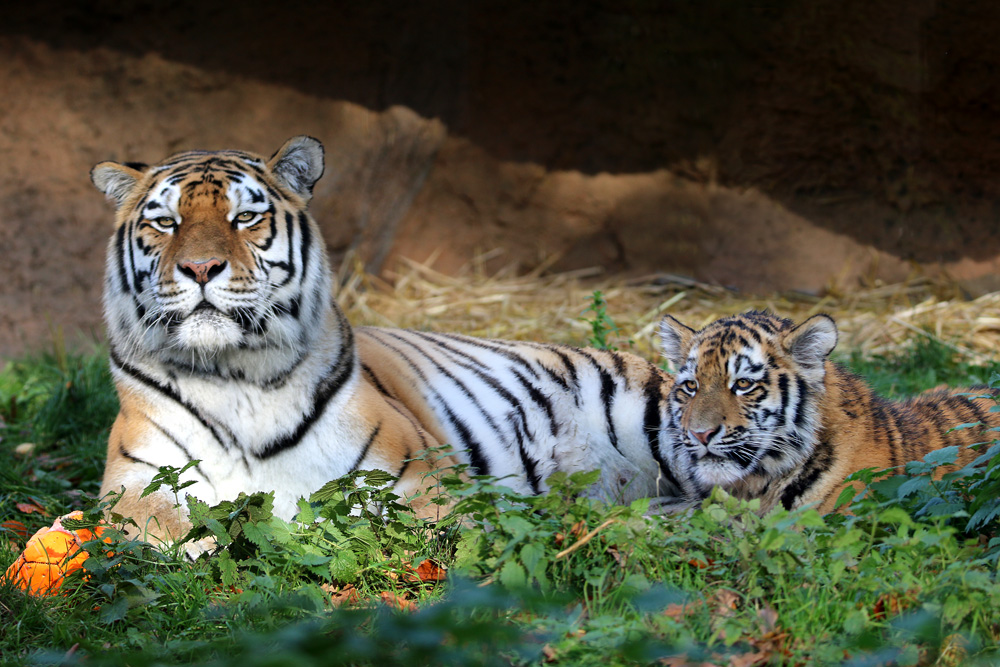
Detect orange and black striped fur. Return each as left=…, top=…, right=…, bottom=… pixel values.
left=92, top=137, right=457, bottom=543
left=658, top=310, right=999, bottom=513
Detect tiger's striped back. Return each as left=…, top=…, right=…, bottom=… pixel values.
left=658, top=310, right=999, bottom=513
left=357, top=328, right=686, bottom=503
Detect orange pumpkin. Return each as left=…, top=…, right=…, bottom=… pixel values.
left=2, top=511, right=110, bottom=596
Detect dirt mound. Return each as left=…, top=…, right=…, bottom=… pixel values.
left=1, top=36, right=999, bottom=360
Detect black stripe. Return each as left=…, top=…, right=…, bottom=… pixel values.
left=110, top=348, right=231, bottom=451
left=363, top=331, right=491, bottom=476
left=407, top=331, right=536, bottom=441
left=435, top=332, right=541, bottom=380
left=148, top=418, right=214, bottom=486
left=255, top=312, right=356, bottom=460
left=298, top=212, right=311, bottom=284
left=871, top=400, right=899, bottom=468
left=577, top=349, right=621, bottom=452
left=777, top=373, right=789, bottom=427
left=779, top=436, right=835, bottom=510
left=396, top=456, right=413, bottom=480
left=118, top=442, right=157, bottom=470
left=641, top=372, right=684, bottom=495
left=381, top=332, right=507, bottom=439
left=348, top=422, right=381, bottom=471
left=361, top=362, right=394, bottom=397
left=511, top=418, right=542, bottom=494
left=792, top=377, right=810, bottom=428
left=509, top=367, right=559, bottom=437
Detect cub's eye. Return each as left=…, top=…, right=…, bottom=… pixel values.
left=733, top=378, right=754, bottom=391
left=680, top=380, right=698, bottom=394
left=234, top=211, right=257, bottom=224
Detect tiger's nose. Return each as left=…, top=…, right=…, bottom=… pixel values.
left=689, top=426, right=721, bottom=445
left=178, top=258, right=226, bottom=285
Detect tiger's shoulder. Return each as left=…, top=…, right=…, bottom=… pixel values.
left=658, top=310, right=1000, bottom=514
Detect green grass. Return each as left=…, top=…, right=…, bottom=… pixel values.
left=2, top=333, right=1000, bottom=666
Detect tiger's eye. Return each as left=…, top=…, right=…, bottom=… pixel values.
left=235, top=211, right=256, bottom=223
left=681, top=380, right=698, bottom=394
left=152, top=216, right=176, bottom=228
left=734, top=378, right=753, bottom=391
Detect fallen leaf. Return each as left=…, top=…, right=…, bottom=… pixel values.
left=324, top=583, right=360, bottom=607
left=416, top=558, right=447, bottom=583
left=542, top=645, right=558, bottom=663
left=16, top=502, right=48, bottom=516
left=756, top=605, right=779, bottom=633
left=713, top=588, right=739, bottom=617
left=380, top=590, right=417, bottom=612
left=1, top=520, right=28, bottom=538
left=663, top=600, right=703, bottom=620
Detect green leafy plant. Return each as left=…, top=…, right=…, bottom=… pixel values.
left=580, top=290, right=630, bottom=351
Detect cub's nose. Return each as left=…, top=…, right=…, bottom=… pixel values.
left=178, top=258, right=226, bottom=285
left=689, top=426, right=721, bottom=445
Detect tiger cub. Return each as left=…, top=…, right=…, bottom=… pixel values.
left=91, top=137, right=681, bottom=543
left=658, top=310, right=999, bottom=513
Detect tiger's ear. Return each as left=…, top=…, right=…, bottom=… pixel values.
left=268, top=136, right=325, bottom=202
left=91, top=162, right=147, bottom=208
left=782, top=314, right=838, bottom=368
left=659, top=315, right=696, bottom=369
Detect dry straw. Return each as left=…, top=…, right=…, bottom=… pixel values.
left=336, top=255, right=1000, bottom=367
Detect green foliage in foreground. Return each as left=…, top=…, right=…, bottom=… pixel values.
left=2, top=337, right=1000, bottom=666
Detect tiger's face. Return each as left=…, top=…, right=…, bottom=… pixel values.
left=658, top=311, right=838, bottom=496
left=92, top=137, right=327, bottom=374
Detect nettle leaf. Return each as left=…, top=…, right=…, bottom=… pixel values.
left=519, top=543, right=546, bottom=582
left=329, top=548, right=359, bottom=583
left=877, top=507, right=914, bottom=526
left=897, top=475, right=932, bottom=499
left=266, top=517, right=295, bottom=546
left=216, top=551, right=238, bottom=588
left=99, top=596, right=130, bottom=624
left=919, top=499, right=968, bottom=518
left=242, top=521, right=274, bottom=549
left=967, top=501, right=1000, bottom=531
left=499, top=560, right=527, bottom=590
left=923, top=446, right=959, bottom=467
left=310, top=481, right=345, bottom=504
left=835, top=486, right=857, bottom=510
left=295, top=499, right=316, bottom=524
left=203, top=518, right=234, bottom=546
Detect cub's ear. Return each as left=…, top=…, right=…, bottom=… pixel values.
left=783, top=314, right=838, bottom=368
left=659, top=315, right=696, bottom=369
left=91, top=161, right=147, bottom=208
left=268, top=135, right=325, bottom=202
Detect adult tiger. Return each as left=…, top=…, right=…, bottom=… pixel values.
left=92, top=137, right=463, bottom=543
left=91, top=137, right=682, bottom=543
left=658, top=310, right=1000, bottom=513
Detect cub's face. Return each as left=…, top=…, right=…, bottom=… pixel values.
left=658, top=311, right=838, bottom=494
left=92, top=137, right=327, bottom=366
